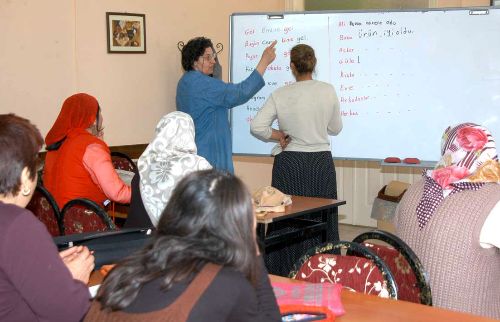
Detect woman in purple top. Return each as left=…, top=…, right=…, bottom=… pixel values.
left=0, top=114, right=94, bottom=321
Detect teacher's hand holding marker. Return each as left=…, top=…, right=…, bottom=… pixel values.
left=255, top=40, right=277, bottom=75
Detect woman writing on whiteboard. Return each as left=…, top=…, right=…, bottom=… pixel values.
left=250, top=44, right=342, bottom=275
left=177, top=37, right=277, bottom=173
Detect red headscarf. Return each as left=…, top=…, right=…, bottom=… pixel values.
left=45, top=93, right=99, bottom=146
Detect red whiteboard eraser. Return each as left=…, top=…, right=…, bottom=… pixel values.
left=403, top=158, right=420, bottom=164
left=384, top=157, right=401, bottom=163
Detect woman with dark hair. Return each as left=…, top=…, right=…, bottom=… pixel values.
left=251, top=44, right=343, bottom=275
left=0, top=114, right=94, bottom=321
left=85, top=169, right=281, bottom=321
left=44, top=93, right=131, bottom=208
left=177, top=37, right=277, bottom=173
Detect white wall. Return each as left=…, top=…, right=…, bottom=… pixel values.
left=0, top=0, right=286, bottom=146
left=0, top=1, right=76, bottom=138
left=0, top=0, right=444, bottom=227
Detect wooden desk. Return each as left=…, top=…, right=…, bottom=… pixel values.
left=269, top=275, right=497, bottom=322
left=89, top=269, right=105, bottom=287
left=257, top=196, right=346, bottom=249
left=89, top=272, right=496, bottom=322
left=256, top=196, right=346, bottom=224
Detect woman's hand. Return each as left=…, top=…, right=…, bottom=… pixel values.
left=270, top=129, right=291, bottom=149
left=256, top=40, right=277, bottom=75
left=60, top=246, right=95, bottom=284
left=279, top=133, right=291, bottom=149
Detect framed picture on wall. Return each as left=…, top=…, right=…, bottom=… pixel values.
left=106, top=12, right=146, bottom=53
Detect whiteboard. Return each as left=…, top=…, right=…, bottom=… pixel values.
left=230, top=8, right=500, bottom=162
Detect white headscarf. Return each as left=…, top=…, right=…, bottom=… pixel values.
left=138, top=111, right=212, bottom=226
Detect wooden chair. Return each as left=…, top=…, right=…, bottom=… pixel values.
left=26, top=185, right=62, bottom=236
left=352, top=229, right=432, bottom=305
left=110, top=151, right=138, bottom=173
left=289, top=241, right=398, bottom=299
left=60, top=198, right=116, bottom=235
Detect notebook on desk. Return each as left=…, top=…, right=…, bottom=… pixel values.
left=272, top=282, right=345, bottom=317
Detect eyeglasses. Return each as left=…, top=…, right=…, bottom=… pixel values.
left=201, top=53, right=217, bottom=61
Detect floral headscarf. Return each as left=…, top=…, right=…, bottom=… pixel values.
left=416, top=123, right=500, bottom=229
left=45, top=93, right=99, bottom=147
left=138, top=111, right=212, bottom=226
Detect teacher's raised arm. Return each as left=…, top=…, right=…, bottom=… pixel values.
left=256, top=40, right=277, bottom=76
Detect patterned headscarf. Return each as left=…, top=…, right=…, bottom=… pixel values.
left=45, top=93, right=99, bottom=147
left=138, top=111, right=212, bottom=226
left=417, top=123, right=500, bottom=229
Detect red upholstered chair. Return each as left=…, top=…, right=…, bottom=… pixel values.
left=26, top=185, right=62, bottom=236
left=289, top=241, right=397, bottom=299
left=60, top=198, right=116, bottom=235
left=110, top=151, right=137, bottom=173
left=352, top=229, right=432, bottom=305
left=109, top=151, right=135, bottom=224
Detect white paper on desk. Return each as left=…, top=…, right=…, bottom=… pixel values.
left=89, top=284, right=101, bottom=298
left=116, top=169, right=134, bottom=185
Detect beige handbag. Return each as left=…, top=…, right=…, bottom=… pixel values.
left=252, top=186, right=292, bottom=213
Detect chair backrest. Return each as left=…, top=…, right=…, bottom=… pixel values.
left=110, top=151, right=138, bottom=173
left=26, top=185, right=62, bottom=236
left=60, top=198, right=116, bottom=235
left=289, top=241, right=398, bottom=299
left=37, top=168, right=44, bottom=186
left=352, top=229, right=432, bottom=305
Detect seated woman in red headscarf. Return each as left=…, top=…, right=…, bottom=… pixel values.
left=43, top=93, right=131, bottom=209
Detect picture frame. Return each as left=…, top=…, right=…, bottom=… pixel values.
left=106, top=12, right=146, bottom=53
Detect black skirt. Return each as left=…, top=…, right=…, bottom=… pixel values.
left=264, top=151, right=339, bottom=276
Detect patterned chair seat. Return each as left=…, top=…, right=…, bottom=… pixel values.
left=353, top=229, right=432, bottom=305
left=61, top=198, right=116, bottom=235
left=111, top=151, right=137, bottom=173
left=289, top=241, right=397, bottom=299
left=363, top=243, right=420, bottom=303
left=26, top=185, right=62, bottom=236
left=295, top=253, right=390, bottom=297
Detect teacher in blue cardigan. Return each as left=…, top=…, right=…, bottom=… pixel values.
left=177, top=37, right=276, bottom=173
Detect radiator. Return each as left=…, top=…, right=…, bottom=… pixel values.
left=335, top=160, right=423, bottom=226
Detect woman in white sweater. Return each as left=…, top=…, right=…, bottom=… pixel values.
left=251, top=44, right=342, bottom=276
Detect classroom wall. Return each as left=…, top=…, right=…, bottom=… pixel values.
left=304, top=0, right=429, bottom=10
left=303, top=0, right=489, bottom=10
left=0, top=0, right=286, bottom=146
left=1, top=0, right=489, bottom=228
